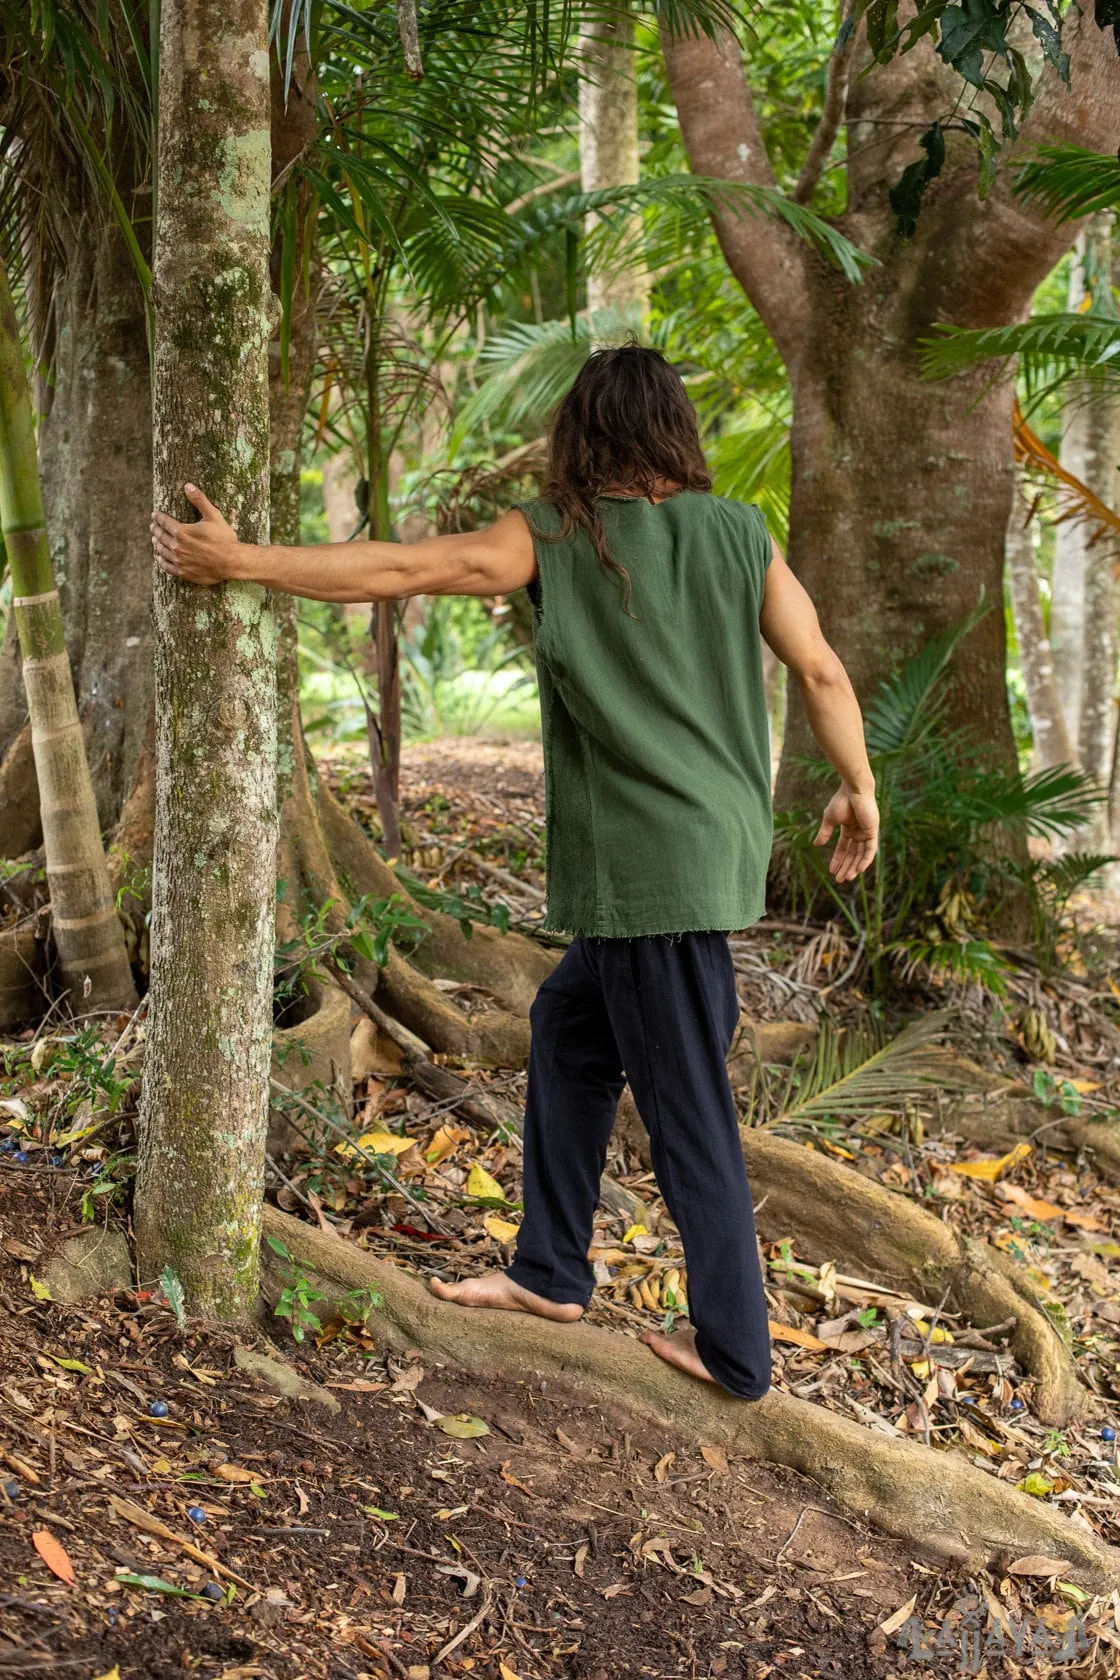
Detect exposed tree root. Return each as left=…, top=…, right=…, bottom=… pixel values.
left=927, top=1051, right=1120, bottom=1185
left=742, top=1128, right=1087, bottom=1426
left=611, top=1090, right=1087, bottom=1426
left=317, top=775, right=553, bottom=1018
left=260, top=1206, right=1120, bottom=1591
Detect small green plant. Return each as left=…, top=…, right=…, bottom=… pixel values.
left=774, top=601, right=1107, bottom=995
left=266, top=1236, right=327, bottom=1344
left=1031, top=1069, right=1084, bottom=1116
left=274, top=891, right=429, bottom=1018
left=856, top=1306, right=880, bottom=1329
left=338, top=1284, right=383, bottom=1327
left=160, top=1266, right=187, bottom=1329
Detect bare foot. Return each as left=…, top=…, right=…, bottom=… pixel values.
left=640, top=1326, right=716, bottom=1385
left=430, top=1270, right=584, bottom=1323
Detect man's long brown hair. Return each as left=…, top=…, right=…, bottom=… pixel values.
left=541, top=344, right=712, bottom=605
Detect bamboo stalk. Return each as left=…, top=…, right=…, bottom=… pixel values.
left=0, top=257, right=136, bottom=1016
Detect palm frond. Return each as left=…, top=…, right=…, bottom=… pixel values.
left=1014, top=403, right=1120, bottom=542
left=771, top=1010, right=969, bottom=1124
left=862, top=595, right=990, bottom=758
left=920, top=313, right=1120, bottom=399
left=1016, top=144, right=1120, bottom=222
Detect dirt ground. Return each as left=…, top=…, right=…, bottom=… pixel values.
left=0, top=1169, right=939, bottom=1680
left=6, top=738, right=1120, bottom=1679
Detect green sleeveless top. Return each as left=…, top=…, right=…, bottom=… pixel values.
left=519, top=491, right=773, bottom=939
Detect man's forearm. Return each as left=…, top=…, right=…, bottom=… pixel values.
left=796, top=664, right=874, bottom=792
left=228, top=535, right=446, bottom=602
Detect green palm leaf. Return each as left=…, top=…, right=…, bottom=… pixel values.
left=1016, top=144, right=1120, bottom=221
left=768, top=1010, right=974, bottom=1125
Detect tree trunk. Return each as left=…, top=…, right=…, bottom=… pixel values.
left=0, top=165, right=154, bottom=842
left=1005, top=483, right=1076, bottom=772
left=1070, top=219, right=1120, bottom=847
left=134, top=0, right=276, bottom=1322
left=0, top=257, right=137, bottom=1015
left=663, top=13, right=1117, bottom=808
left=579, top=6, right=647, bottom=324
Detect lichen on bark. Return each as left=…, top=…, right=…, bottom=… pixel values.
left=134, top=0, right=277, bottom=1323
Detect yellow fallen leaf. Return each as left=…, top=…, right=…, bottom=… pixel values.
left=499, top=1665, right=523, bottom=1680
left=909, top=1319, right=954, bottom=1344
left=768, top=1320, right=828, bottom=1352
left=622, top=1223, right=647, bottom=1245
left=29, top=1275, right=52, bottom=1302
left=92, top=1669, right=122, bottom=1680
left=1067, top=1079, right=1101, bottom=1094
left=426, top=1122, right=470, bottom=1165
left=484, top=1213, right=521, bottom=1244
left=465, top=1162, right=506, bottom=1202
left=334, top=1128, right=415, bottom=1161
left=949, top=1141, right=1032, bottom=1183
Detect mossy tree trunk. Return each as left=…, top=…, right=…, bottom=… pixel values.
left=0, top=256, right=137, bottom=1016
left=134, top=0, right=277, bottom=1321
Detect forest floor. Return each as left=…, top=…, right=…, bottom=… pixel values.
left=6, top=738, right=1120, bottom=1677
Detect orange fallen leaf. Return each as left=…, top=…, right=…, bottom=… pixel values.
left=996, top=1183, right=1065, bottom=1222
left=32, top=1529, right=75, bottom=1584
left=1060, top=1208, right=1106, bottom=1232
left=768, top=1320, right=828, bottom=1352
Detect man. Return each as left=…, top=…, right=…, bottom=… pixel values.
left=152, top=344, right=878, bottom=1399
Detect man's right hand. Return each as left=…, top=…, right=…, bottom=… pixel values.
left=814, top=784, right=879, bottom=883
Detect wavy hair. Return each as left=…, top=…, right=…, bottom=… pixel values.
left=540, top=343, right=711, bottom=606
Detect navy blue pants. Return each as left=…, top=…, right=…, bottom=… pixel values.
left=506, top=932, right=771, bottom=1399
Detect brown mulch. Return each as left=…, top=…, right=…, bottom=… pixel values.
left=0, top=1170, right=935, bottom=1680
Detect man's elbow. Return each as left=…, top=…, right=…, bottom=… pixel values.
left=794, top=645, right=850, bottom=691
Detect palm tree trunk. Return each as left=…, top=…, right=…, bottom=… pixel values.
left=1005, top=484, right=1076, bottom=773
left=0, top=256, right=137, bottom=1015
left=579, top=6, right=647, bottom=326
left=1051, top=215, right=1120, bottom=777
left=134, top=0, right=276, bottom=1323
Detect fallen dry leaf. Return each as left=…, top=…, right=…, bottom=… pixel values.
left=426, top=1122, right=471, bottom=1165
left=877, top=1593, right=918, bottom=1637
left=654, top=1451, right=675, bottom=1483
left=483, top=1212, right=521, bottom=1244
left=465, top=1162, right=506, bottom=1201
left=212, top=1463, right=267, bottom=1485
left=32, top=1530, right=75, bottom=1584
left=768, top=1320, right=828, bottom=1352
left=949, top=1142, right=1031, bottom=1183
left=700, top=1444, right=729, bottom=1475
left=1006, top=1554, right=1072, bottom=1578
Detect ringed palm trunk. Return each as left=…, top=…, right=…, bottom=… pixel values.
left=134, top=0, right=277, bottom=1322
left=0, top=257, right=137, bottom=1015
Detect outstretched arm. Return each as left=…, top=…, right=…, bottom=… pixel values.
left=760, top=541, right=878, bottom=882
left=151, top=485, right=537, bottom=601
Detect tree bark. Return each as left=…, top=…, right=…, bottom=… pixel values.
left=0, top=257, right=137, bottom=1015
left=134, top=0, right=277, bottom=1322
left=1069, top=219, right=1120, bottom=844
left=0, top=155, right=154, bottom=838
left=663, top=12, right=1117, bottom=805
left=1006, top=482, right=1076, bottom=772
left=579, top=7, right=647, bottom=324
